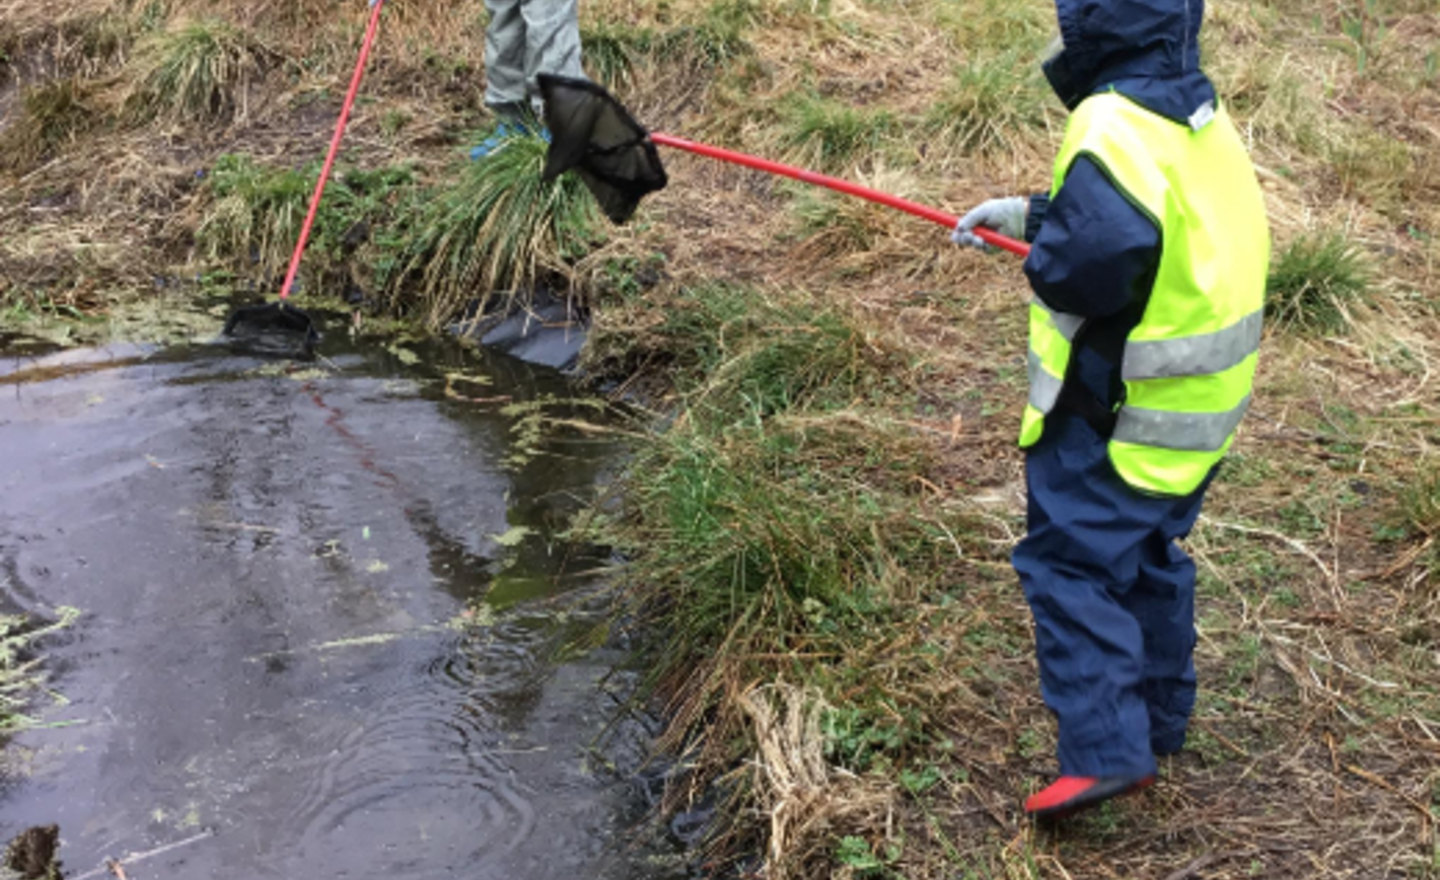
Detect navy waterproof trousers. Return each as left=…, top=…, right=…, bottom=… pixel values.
left=1013, top=411, right=1212, bottom=778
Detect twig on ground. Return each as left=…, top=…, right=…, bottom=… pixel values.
left=1162, top=849, right=1254, bottom=880
left=1198, top=515, right=1333, bottom=580
left=1195, top=719, right=1251, bottom=758
left=1345, top=764, right=1439, bottom=829
left=71, top=829, right=214, bottom=880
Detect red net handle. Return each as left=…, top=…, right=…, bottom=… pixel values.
left=277, top=0, right=386, bottom=300
left=648, top=132, right=1031, bottom=258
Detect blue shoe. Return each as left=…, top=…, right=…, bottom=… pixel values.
left=469, top=121, right=552, bottom=160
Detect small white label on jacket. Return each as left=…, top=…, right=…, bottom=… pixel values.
left=1189, top=102, right=1216, bottom=132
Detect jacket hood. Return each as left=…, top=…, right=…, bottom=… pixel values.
left=1044, top=0, right=1214, bottom=123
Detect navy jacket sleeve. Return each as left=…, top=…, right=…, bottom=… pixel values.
left=1024, top=194, right=1049, bottom=242
left=1021, top=156, right=1161, bottom=318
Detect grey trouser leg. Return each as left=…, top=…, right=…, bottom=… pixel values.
left=485, top=0, right=585, bottom=111
left=484, top=0, right=529, bottom=108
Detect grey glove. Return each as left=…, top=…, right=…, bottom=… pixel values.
left=951, top=197, right=1027, bottom=250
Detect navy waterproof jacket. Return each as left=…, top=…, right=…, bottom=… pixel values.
left=1022, top=0, right=1217, bottom=412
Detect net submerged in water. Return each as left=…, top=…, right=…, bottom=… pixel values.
left=222, top=302, right=320, bottom=359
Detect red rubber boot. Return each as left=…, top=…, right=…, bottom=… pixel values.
left=1024, top=775, right=1155, bottom=819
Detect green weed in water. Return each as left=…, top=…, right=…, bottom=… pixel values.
left=0, top=608, right=80, bottom=732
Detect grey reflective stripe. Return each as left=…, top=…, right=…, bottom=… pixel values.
left=1114, top=395, right=1252, bottom=452
left=1122, top=310, right=1263, bottom=381
left=1028, top=350, right=1065, bottom=414
left=1031, top=298, right=1086, bottom=342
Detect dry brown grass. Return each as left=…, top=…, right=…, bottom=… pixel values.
left=738, top=684, right=897, bottom=880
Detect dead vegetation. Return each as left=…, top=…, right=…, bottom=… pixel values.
left=1, top=0, right=1439, bottom=877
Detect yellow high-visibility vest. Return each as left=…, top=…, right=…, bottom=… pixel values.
left=1020, top=92, right=1271, bottom=497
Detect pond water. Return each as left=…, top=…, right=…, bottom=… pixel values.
left=0, top=328, right=676, bottom=879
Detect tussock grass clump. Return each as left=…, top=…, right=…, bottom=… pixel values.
left=581, top=3, right=753, bottom=89
left=677, top=284, right=879, bottom=415
left=580, top=22, right=649, bottom=89
left=1265, top=231, right=1372, bottom=333
left=0, top=0, right=134, bottom=79
left=196, top=154, right=312, bottom=276
left=780, top=95, right=898, bottom=172
left=0, top=78, right=100, bottom=173
left=196, top=154, right=415, bottom=293
left=385, top=133, right=599, bottom=328
left=1329, top=131, right=1413, bottom=209
left=791, top=189, right=880, bottom=254
left=787, top=167, right=932, bottom=260
left=924, top=49, right=1052, bottom=155
left=646, top=0, right=758, bottom=70
left=196, top=138, right=598, bottom=320
left=652, top=20, right=753, bottom=69
left=590, top=283, right=965, bottom=871
left=1397, top=468, right=1440, bottom=572
left=933, top=0, right=1051, bottom=47
left=126, top=18, right=277, bottom=123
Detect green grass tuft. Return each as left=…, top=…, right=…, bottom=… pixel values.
left=197, top=138, right=598, bottom=320
left=585, top=283, right=959, bottom=818
left=1219, top=57, right=1327, bottom=154
left=196, top=154, right=312, bottom=279
left=1397, top=468, right=1440, bottom=571
left=780, top=95, right=898, bottom=172
left=925, top=49, right=1051, bottom=155
left=1265, top=231, right=1372, bottom=333
left=126, top=19, right=276, bottom=123
left=652, top=20, right=752, bottom=68
left=791, top=189, right=880, bottom=253
left=705, top=0, right=765, bottom=31
left=195, top=154, right=415, bottom=295
left=933, top=0, right=1051, bottom=47
left=384, top=133, right=599, bottom=328
left=580, top=22, right=650, bottom=89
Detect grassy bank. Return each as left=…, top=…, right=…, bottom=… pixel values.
left=3, top=0, right=1439, bottom=877
left=577, top=0, right=1440, bottom=877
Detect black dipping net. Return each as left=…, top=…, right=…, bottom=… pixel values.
left=222, top=302, right=320, bottom=360
left=536, top=74, right=668, bottom=224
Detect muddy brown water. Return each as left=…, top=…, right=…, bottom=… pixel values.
left=0, top=330, right=680, bottom=879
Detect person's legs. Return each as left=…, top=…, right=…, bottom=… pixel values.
left=1124, top=480, right=1210, bottom=755
left=475, top=0, right=540, bottom=158
left=484, top=0, right=529, bottom=111
left=519, top=0, right=585, bottom=115
left=1013, top=414, right=1161, bottom=783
